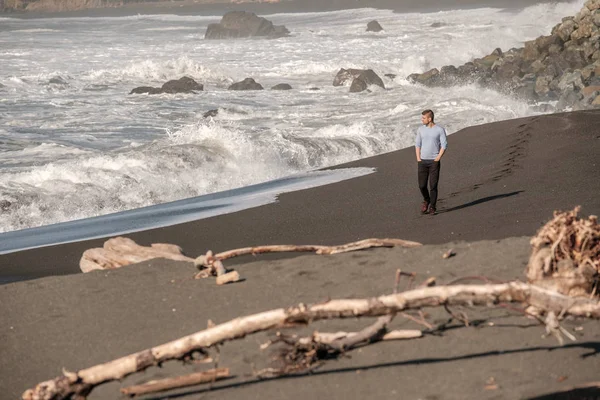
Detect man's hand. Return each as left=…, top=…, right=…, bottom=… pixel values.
left=434, top=148, right=446, bottom=162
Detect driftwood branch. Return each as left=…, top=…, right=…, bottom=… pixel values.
left=194, top=238, right=422, bottom=282
left=22, top=281, right=600, bottom=400
left=193, top=238, right=422, bottom=284
left=120, top=368, right=229, bottom=397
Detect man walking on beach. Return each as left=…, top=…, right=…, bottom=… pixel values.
left=415, top=109, right=447, bottom=215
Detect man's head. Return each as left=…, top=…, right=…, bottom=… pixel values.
left=421, top=109, right=434, bottom=125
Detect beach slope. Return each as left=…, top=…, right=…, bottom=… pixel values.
left=1, top=110, right=600, bottom=399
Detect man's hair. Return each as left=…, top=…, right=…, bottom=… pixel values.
left=421, top=109, right=434, bottom=121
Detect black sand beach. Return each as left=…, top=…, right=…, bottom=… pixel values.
left=1, top=110, right=600, bottom=399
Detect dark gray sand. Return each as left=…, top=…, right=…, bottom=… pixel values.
left=1, top=110, right=600, bottom=399
left=2, top=238, right=600, bottom=399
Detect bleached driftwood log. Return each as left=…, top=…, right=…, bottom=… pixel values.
left=194, top=238, right=422, bottom=282
left=526, top=207, right=599, bottom=297
left=22, top=282, right=600, bottom=400
left=79, top=237, right=194, bottom=273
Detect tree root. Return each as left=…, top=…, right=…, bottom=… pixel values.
left=527, top=207, right=599, bottom=297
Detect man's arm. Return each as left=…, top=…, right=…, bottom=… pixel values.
left=415, top=130, right=422, bottom=162
left=434, top=128, right=448, bottom=162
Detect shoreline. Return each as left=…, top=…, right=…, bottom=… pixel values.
left=1, top=0, right=576, bottom=18
left=1, top=110, right=599, bottom=283
left=0, top=168, right=374, bottom=258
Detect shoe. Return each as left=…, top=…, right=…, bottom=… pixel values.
left=428, top=207, right=437, bottom=215
left=421, top=201, right=430, bottom=214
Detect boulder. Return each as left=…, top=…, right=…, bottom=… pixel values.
left=430, top=22, right=446, bottom=28
left=129, top=77, right=203, bottom=95
left=563, top=46, right=588, bottom=69
left=366, top=20, right=383, bottom=32
left=582, top=85, right=600, bottom=96
left=161, top=77, right=203, bottom=93
left=593, top=10, right=600, bottom=26
left=571, top=20, right=597, bottom=40
left=129, top=86, right=162, bottom=95
left=557, top=89, right=584, bottom=110
left=586, top=0, right=600, bottom=11
left=474, top=54, right=499, bottom=69
left=408, top=68, right=440, bottom=85
left=534, top=35, right=563, bottom=54
left=48, top=76, right=68, bottom=85
left=228, top=77, right=264, bottom=90
left=575, top=6, right=591, bottom=22
left=333, top=68, right=364, bottom=86
left=0, top=199, right=11, bottom=211
left=558, top=71, right=585, bottom=91
left=522, top=40, right=541, bottom=62
left=349, top=70, right=385, bottom=92
left=535, top=75, right=554, bottom=98
left=203, top=109, right=219, bottom=118
left=271, top=83, right=292, bottom=90
left=205, top=11, right=290, bottom=39
left=384, top=73, right=397, bottom=79
left=556, top=20, right=577, bottom=42
left=438, top=65, right=460, bottom=85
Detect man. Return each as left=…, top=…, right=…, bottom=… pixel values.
left=415, top=109, right=447, bottom=215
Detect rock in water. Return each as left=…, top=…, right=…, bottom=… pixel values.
left=271, top=83, right=292, bottom=90
left=129, top=77, right=203, bottom=95
left=160, top=77, right=204, bottom=93
left=205, top=11, right=290, bottom=39
left=228, top=78, right=264, bottom=90
left=366, top=20, right=383, bottom=32
left=203, top=109, right=219, bottom=118
left=350, top=70, right=385, bottom=93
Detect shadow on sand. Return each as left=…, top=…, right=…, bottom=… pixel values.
left=143, top=341, right=600, bottom=400
left=438, top=190, right=524, bottom=214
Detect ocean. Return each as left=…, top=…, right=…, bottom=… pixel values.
left=0, top=0, right=584, bottom=243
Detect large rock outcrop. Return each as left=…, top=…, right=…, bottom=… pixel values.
left=129, top=77, right=203, bottom=95
left=407, top=0, right=600, bottom=110
left=205, top=11, right=290, bottom=39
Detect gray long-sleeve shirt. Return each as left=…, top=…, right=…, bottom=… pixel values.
left=415, top=125, right=448, bottom=160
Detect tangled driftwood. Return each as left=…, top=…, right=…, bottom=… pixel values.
left=527, top=207, right=599, bottom=297
left=21, top=282, right=600, bottom=400
left=79, top=237, right=194, bottom=273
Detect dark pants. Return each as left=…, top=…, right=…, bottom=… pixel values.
left=418, top=160, right=440, bottom=209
